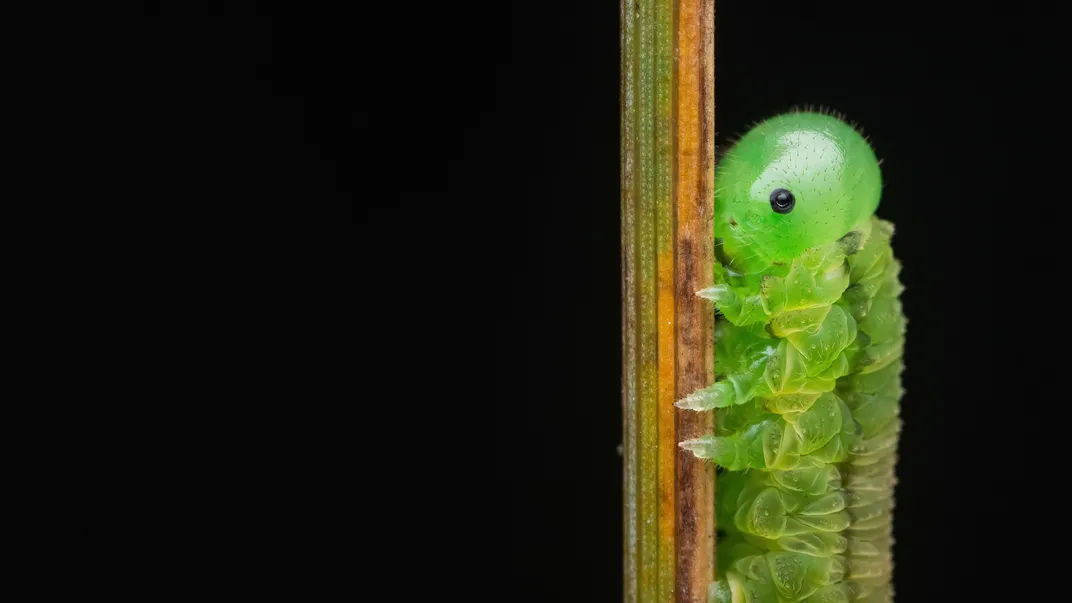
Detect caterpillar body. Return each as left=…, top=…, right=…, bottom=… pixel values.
left=676, top=111, right=905, bottom=603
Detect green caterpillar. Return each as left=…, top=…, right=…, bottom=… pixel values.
left=676, top=110, right=905, bottom=603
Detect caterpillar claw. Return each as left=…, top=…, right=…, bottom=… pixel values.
left=675, top=381, right=735, bottom=411
left=678, top=436, right=724, bottom=460
left=696, top=284, right=733, bottom=305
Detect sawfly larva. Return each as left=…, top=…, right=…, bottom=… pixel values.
left=677, top=110, right=905, bottom=603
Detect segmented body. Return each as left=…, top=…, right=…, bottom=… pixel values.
left=676, top=112, right=905, bottom=603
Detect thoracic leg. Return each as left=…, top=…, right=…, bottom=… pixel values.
left=678, top=301, right=860, bottom=414
left=676, top=320, right=775, bottom=411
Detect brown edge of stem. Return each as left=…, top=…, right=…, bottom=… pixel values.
left=673, top=1, right=716, bottom=602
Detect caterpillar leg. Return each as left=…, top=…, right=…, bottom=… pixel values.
left=678, top=303, right=859, bottom=414
left=675, top=361, right=768, bottom=411
left=701, top=225, right=865, bottom=329
left=680, top=391, right=858, bottom=471
left=677, top=319, right=775, bottom=411
left=756, top=232, right=862, bottom=319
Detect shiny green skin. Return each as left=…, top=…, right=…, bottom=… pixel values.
left=677, top=113, right=905, bottom=603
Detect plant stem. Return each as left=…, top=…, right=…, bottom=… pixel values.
left=621, top=2, right=715, bottom=602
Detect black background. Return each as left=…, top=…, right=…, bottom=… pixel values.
left=9, top=0, right=1013, bottom=598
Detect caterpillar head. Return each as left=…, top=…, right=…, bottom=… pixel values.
left=715, top=111, right=881, bottom=267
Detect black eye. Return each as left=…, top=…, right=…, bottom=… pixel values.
left=769, top=188, right=795, bottom=214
